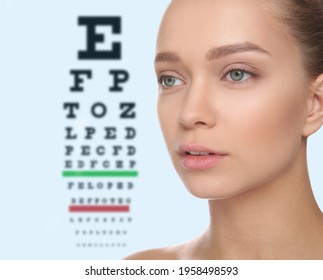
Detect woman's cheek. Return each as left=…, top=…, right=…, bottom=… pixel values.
left=229, top=88, right=305, bottom=168
left=157, top=97, right=179, bottom=147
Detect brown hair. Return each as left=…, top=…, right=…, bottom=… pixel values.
left=273, top=0, right=323, bottom=78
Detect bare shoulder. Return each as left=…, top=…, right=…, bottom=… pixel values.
left=124, top=235, right=206, bottom=260
left=123, top=245, right=184, bottom=260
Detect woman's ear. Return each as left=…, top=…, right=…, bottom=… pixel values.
left=302, top=73, right=323, bottom=137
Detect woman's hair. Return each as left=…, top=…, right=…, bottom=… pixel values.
left=273, top=0, right=323, bottom=78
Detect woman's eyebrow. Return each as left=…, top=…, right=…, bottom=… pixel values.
left=205, top=42, right=272, bottom=60
left=154, top=42, right=271, bottom=64
left=154, top=52, right=181, bottom=63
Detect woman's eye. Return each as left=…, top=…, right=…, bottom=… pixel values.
left=159, top=75, right=184, bottom=88
left=225, top=69, right=252, bottom=82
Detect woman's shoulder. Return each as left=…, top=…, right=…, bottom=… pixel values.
left=123, top=244, right=184, bottom=260
left=123, top=235, right=205, bottom=260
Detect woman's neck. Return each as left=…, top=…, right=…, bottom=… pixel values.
left=187, top=152, right=323, bottom=259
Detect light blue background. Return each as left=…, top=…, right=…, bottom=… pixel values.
left=0, top=0, right=322, bottom=260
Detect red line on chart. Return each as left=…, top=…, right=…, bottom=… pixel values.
left=69, top=205, right=130, bottom=213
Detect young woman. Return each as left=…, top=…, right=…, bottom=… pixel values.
left=126, top=0, right=323, bottom=259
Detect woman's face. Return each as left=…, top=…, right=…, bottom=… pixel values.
left=155, top=0, right=310, bottom=199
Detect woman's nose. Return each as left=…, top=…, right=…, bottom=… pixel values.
left=178, top=82, right=217, bottom=129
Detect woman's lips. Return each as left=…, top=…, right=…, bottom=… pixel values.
left=179, top=144, right=227, bottom=170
